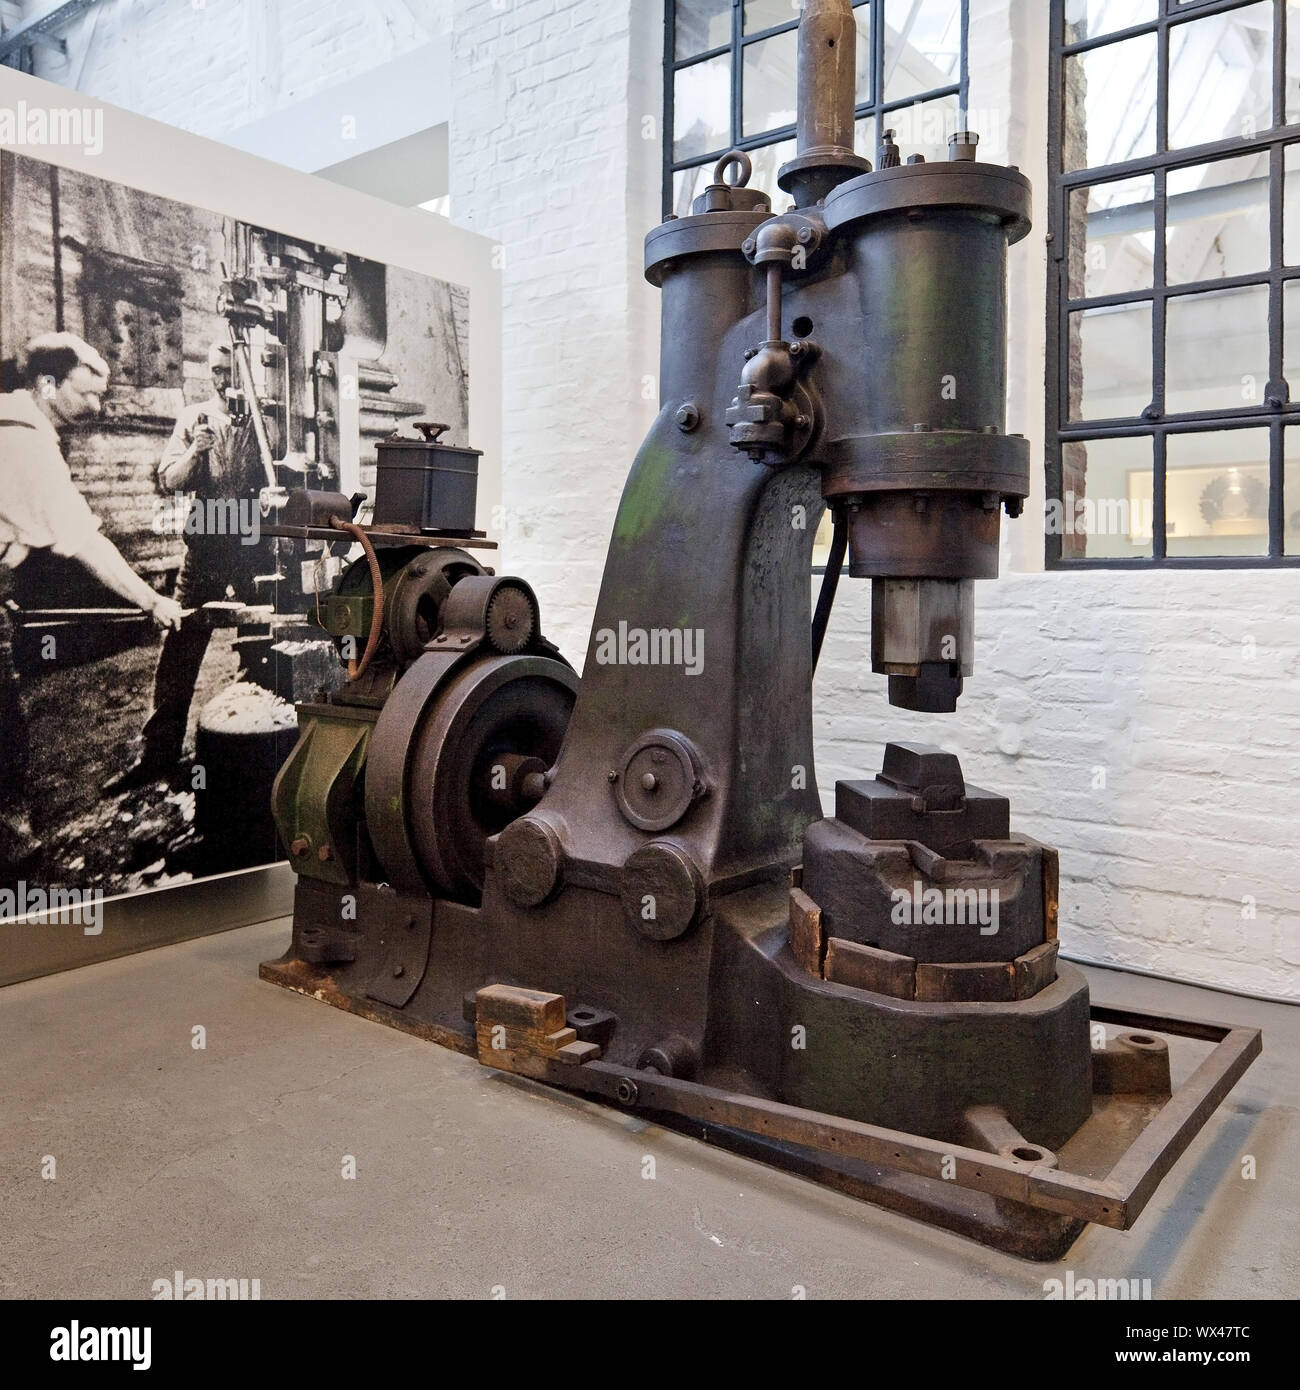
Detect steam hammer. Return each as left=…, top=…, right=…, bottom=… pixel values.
left=262, top=0, right=1259, bottom=1260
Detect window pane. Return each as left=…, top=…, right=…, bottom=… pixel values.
left=1069, top=175, right=1155, bottom=300
left=883, top=0, right=961, bottom=104
left=1058, top=436, right=1155, bottom=559
left=855, top=3, right=872, bottom=105
left=1286, top=428, right=1300, bottom=553
left=1283, top=278, right=1300, bottom=384
left=671, top=163, right=714, bottom=220
left=1166, top=285, right=1269, bottom=414
left=1290, top=0, right=1300, bottom=125
left=1063, top=0, right=1158, bottom=46
left=888, top=95, right=960, bottom=164
left=744, top=1, right=799, bottom=34
left=1166, top=429, right=1270, bottom=557
left=674, top=53, right=732, bottom=161
left=1062, top=33, right=1157, bottom=172
left=1168, top=2, right=1273, bottom=152
left=1285, top=145, right=1300, bottom=265
left=748, top=137, right=798, bottom=210
left=743, top=29, right=798, bottom=137
left=676, top=0, right=732, bottom=59
left=1166, top=153, right=1271, bottom=285
left=1067, top=303, right=1153, bottom=421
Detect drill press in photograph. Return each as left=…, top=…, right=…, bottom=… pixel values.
left=262, top=0, right=1260, bottom=1260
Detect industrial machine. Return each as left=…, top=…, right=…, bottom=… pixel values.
left=263, top=0, right=1260, bottom=1258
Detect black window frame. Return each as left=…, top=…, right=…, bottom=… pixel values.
left=1047, top=0, right=1300, bottom=569
left=663, top=0, right=971, bottom=220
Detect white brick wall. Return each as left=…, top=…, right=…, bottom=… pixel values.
left=22, top=0, right=450, bottom=138
left=449, top=0, right=661, bottom=665
left=39, top=0, right=1299, bottom=998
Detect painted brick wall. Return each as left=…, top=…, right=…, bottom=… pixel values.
left=448, top=0, right=661, bottom=665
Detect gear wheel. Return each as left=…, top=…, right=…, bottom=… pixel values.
left=485, top=583, right=537, bottom=654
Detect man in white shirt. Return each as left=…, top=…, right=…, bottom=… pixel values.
left=1, top=333, right=182, bottom=869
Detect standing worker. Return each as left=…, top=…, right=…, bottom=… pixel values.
left=0, top=333, right=183, bottom=869
left=111, top=342, right=272, bottom=790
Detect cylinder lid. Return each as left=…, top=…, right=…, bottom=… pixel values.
left=823, top=161, right=1032, bottom=242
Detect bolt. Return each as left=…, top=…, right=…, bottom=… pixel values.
left=797, top=226, right=814, bottom=244
left=789, top=341, right=804, bottom=359
left=795, top=414, right=809, bottom=428
left=411, top=565, right=427, bottom=578
left=393, top=965, right=405, bottom=978
left=641, top=772, right=659, bottom=792
left=744, top=347, right=757, bottom=360
left=607, top=770, right=619, bottom=783
left=616, top=1078, right=640, bottom=1107
left=742, top=239, right=756, bottom=256
left=675, top=403, right=701, bottom=432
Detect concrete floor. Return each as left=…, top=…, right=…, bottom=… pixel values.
left=1, top=917, right=1295, bottom=1300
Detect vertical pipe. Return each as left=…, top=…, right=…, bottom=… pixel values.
left=796, top=0, right=858, bottom=156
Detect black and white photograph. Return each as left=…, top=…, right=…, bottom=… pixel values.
left=1, top=148, right=470, bottom=895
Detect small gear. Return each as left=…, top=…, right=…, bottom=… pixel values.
left=485, top=584, right=537, bottom=654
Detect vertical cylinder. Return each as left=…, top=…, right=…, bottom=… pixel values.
left=796, top=0, right=858, bottom=156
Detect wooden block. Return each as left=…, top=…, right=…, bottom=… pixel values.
left=1014, top=940, right=1059, bottom=999
left=1041, top=846, right=1059, bottom=942
left=788, top=887, right=824, bottom=977
left=554, top=1040, right=602, bottom=1065
left=914, top=960, right=1015, bottom=1003
left=824, top=937, right=915, bottom=999
left=474, top=984, right=567, bottom=1035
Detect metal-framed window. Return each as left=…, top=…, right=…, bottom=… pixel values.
left=1047, top=0, right=1300, bottom=567
left=664, top=0, right=970, bottom=220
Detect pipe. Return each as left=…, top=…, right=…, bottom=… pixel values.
left=330, top=516, right=384, bottom=681
left=796, top=0, right=858, bottom=157
left=230, top=337, right=279, bottom=491
left=811, top=507, right=847, bottom=674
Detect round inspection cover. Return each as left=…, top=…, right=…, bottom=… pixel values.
left=615, top=729, right=704, bottom=833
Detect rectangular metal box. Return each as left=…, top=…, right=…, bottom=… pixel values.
left=373, top=429, right=481, bottom=534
